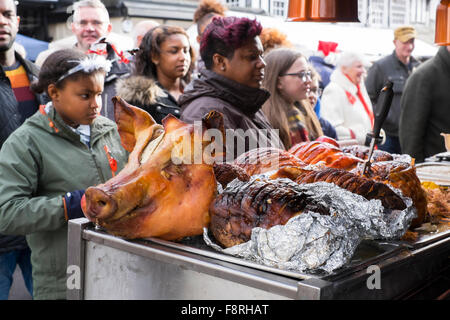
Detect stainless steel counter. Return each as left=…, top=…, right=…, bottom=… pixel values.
left=67, top=218, right=450, bottom=300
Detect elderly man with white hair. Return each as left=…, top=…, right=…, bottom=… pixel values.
left=133, top=19, right=160, bottom=47
left=320, top=51, right=374, bottom=145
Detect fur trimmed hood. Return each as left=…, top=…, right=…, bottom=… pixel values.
left=115, top=75, right=167, bottom=106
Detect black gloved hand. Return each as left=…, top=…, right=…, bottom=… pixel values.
left=63, top=190, right=85, bottom=220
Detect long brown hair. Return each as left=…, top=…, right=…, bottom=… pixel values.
left=262, top=48, right=323, bottom=149
left=134, top=25, right=195, bottom=84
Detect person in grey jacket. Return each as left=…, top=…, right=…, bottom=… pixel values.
left=365, top=26, right=420, bottom=154
left=399, top=45, right=450, bottom=163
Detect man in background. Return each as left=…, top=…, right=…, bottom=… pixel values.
left=365, top=26, right=420, bottom=154
left=35, top=0, right=131, bottom=120
left=35, top=0, right=112, bottom=66
left=399, top=45, right=450, bottom=163
left=133, top=19, right=159, bottom=47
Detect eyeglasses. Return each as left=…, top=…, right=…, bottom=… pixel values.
left=308, top=87, right=323, bottom=96
left=75, top=20, right=105, bottom=28
left=281, top=70, right=312, bottom=82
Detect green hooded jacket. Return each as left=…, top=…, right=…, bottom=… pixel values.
left=0, top=104, right=128, bottom=299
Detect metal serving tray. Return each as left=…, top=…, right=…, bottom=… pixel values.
left=93, top=220, right=449, bottom=281
left=415, top=162, right=450, bottom=186
left=140, top=233, right=406, bottom=282
left=67, top=219, right=450, bottom=299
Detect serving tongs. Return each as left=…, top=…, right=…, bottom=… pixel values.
left=362, top=81, right=394, bottom=175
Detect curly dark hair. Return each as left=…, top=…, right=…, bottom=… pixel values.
left=30, top=48, right=97, bottom=96
left=259, top=27, right=292, bottom=53
left=193, top=0, right=227, bottom=35
left=200, top=16, right=262, bottom=70
left=133, top=25, right=195, bottom=84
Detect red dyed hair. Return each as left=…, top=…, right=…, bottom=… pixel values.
left=200, top=16, right=262, bottom=69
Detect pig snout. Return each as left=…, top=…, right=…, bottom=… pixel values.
left=84, top=187, right=118, bottom=220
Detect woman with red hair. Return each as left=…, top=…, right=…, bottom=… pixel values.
left=179, top=16, right=283, bottom=161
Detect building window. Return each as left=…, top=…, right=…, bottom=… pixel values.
left=226, top=0, right=241, bottom=7
left=390, top=0, right=408, bottom=25
left=272, top=0, right=287, bottom=17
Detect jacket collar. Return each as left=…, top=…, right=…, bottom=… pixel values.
left=116, top=75, right=165, bottom=106
left=180, top=69, right=270, bottom=117
left=0, top=51, right=39, bottom=79
left=330, top=67, right=358, bottom=94
left=38, top=102, right=115, bottom=146
left=391, top=50, right=419, bottom=70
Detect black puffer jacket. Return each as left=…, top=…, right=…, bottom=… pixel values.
left=115, top=75, right=181, bottom=124
left=0, top=52, right=45, bottom=253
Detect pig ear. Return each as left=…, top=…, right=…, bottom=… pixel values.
left=202, top=110, right=226, bottom=160
left=202, top=110, right=225, bottom=136
left=113, top=96, right=159, bottom=152
left=161, top=114, right=188, bottom=132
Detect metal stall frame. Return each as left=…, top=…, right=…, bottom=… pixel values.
left=67, top=218, right=450, bottom=300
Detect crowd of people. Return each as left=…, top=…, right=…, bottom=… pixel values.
left=0, top=0, right=449, bottom=300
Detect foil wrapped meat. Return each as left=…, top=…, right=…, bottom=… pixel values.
left=342, top=145, right=393, bottom=162
left=271, top=167, right=406, bottom=211
left=207, top=178, right=415, bottom=273
left=209, top=177, right=331, bottom=248
left=351, top=160, right=428, bottom=227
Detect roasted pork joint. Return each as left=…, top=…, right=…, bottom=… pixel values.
left=82, top=97, right=223, bottom=240
left=209, top=177, right=332, bottom=248
left=351, top=160, right=427, bottom=227
left=286, top=167, right=406, bottom=211
left=233, top=147, right=306, bottom=176
left=289, top=140, right=427, bottom=228
left=289, top=141, right=363, bottom=170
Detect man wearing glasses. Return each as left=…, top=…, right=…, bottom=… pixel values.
left=36, top=0, right=131, bottom=120
left=35, top=0, right=112, bottom=66
left=70, top=0, right=112, bottom=52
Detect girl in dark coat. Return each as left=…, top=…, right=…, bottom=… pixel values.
left=116, top=25, right=195, bottom=123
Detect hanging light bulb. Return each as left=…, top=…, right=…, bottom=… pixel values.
left=287, top=0, right=359, bottom=22
left=435, top=0, right=450, bottom=46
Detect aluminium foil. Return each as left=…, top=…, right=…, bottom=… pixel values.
left=204, top=178, right=416, bottom=274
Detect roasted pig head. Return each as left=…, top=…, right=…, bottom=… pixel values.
left=81, top=97, right=223, bottom=240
